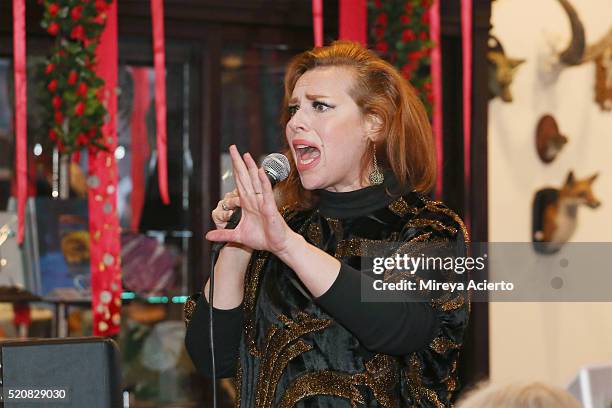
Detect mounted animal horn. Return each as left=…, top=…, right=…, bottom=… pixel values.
left=557, top=0, right=586, bottom=66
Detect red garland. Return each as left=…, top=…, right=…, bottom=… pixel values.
left=40, top=0, right=113, bottom=154
left=368, top=0, right=434, bottom=116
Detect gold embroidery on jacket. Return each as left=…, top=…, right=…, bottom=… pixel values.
left=404, top=354, right=446, bottom=408
left=404, top=219, right=458, bottom=236
left=432, top=293, right=466, bottom=312
left=388, top=197, right=419, bottom=217
left=277, top=354, right=399, bottom=408
left=244, top=254, right=270, bottom=357
left=183, top=295, right=198, bottom=326
left=253, top=312, right=332, bottom=408
left=335, top=237, right=388, bottom=258
left=234, top=359, right=242, bottom=408
left=430, top=337, right=460, bottom=355
left=307, top=223, right=322, bottom=247
left=423, top=200, right=471, bottom=244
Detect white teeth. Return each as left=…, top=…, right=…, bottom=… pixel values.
left=301, top=158, right=315, bottom=164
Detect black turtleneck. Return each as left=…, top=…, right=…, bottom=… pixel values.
left=316, top=168, right=404, bottom=218
left=185, top=171, right=440, bottom=378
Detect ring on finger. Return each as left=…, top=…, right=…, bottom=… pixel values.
left=221, top=201, right=230, bottom=211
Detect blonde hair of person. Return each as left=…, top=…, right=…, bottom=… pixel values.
left=456, top=381, right=582, bottom=408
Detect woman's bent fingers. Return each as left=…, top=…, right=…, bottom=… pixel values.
left=258, top=168, right=277, bottom=214
left=229, top=145, right=253, bottom=196
left=231, top=164, right=247, bottom=201
left=223, top=189, right=238, bottom=200
left=222, top=196, right=240, bottom=210
left=244, top=153, right=265, bottom=203
left=206, top=228, right=238, bottom=243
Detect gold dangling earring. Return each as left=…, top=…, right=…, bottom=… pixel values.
left=368, top=143, right=384, bottom=185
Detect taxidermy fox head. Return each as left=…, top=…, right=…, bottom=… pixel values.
left=488, top=36, right=525, bottom=102
left=560, top=171, right=601, bottom=209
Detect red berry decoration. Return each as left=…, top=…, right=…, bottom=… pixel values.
left=48, top=3, right=59, bottom=17
left=47, top=22, right=60, bottom=36
left=67, top=70, right=78, bottom=85
left=54, top=110, right=63, bottom=125
left=70, top=25, right=84, bottom=41
left=70, top=6, right=83, bottom=21
left=76, top=82, right=88, bottom=97
left=47, top=79, right=58, bottom=92
left=52, top=95, right=62, bottom=109
left=75, top=102, right=85, bottom=116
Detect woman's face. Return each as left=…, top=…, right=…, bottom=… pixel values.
left=285, top=66, right=376, bottom=192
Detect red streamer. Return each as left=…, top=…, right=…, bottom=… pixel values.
left=130, top=68, right=151, bottom=231
left=312, top=0, right=324, bottom=47
left=461, top=0, right=472, bottom=234
left=339, top=0, right=366, bottom=46
left=429, top=0, right=443, bottom=200
left=12, top=0, right=27, bottom=244
left=12, top=303, right=31, bottom=326
left=90, top=0, right=122, bottom=336
left=151, top=0, right=169, bottom=204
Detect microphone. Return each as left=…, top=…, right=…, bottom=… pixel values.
left=212, top=152, right=290, bottom=250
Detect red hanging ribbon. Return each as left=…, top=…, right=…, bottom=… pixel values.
left=90, top=0, right=122, bottom=337
left=130, top=68, right=151, bottom=231
left=339, top=0, right=366, bottom=46
left=151, top=0, right=169, bottom=204
left=429, top=0, right=443, bottom=200
left=12, top=303, right=31, bottom=327
left=12, top=0, right=27, bottom=244
left=461, top=0, right=472, bottom=234
left=312, top=0, right=324, bottom=47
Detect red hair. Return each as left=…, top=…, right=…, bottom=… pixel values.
left=276, top=40, right=436, bottom=210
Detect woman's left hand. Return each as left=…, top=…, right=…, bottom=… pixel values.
left=205, top=145, right=294, bottom=255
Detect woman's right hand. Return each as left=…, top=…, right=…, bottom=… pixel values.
left=213, top=189, right=241, bottom=230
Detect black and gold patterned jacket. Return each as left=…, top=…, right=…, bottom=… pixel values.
left=185, top=177, right=470, bottom=408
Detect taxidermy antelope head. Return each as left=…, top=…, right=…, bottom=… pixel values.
left=538, top=0, right=585, bottom=83
left=539, top=0, right=612, bottom=103
left=488, top=35, right=525, bottom=102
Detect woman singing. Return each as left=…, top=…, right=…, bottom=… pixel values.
left=185, top=40, right=470, bottom=407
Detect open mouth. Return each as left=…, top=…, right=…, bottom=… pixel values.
left=295, top=144, right=321, bottom=165
left=292, top=140, right=322, bottom=171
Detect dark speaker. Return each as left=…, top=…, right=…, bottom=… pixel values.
left=0, top=337, right=121, bottom=408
